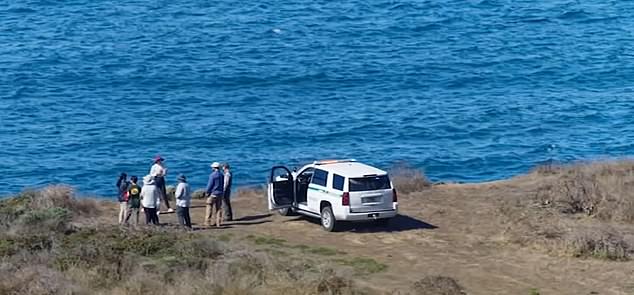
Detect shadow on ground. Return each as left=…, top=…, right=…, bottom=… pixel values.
left=283, top=214, right=437, bottom=233
left=233, top=213, right=272, bottom=222
left=347, top=214, right=438, bottom=233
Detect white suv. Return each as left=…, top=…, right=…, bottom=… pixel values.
left=267, top=159, right=398, bottom=231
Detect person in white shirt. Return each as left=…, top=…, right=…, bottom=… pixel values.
left=222, top=163, right=233, bottom=221
left=175, top=174, right=192, bottom=229
left=140, top=175, right=160, bottom=225
left=149, top=155, right=173, bottom=213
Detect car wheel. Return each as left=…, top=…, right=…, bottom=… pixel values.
left=320, top=206, right=337, bottom=232
left=278, top=207, right=292, bottom=216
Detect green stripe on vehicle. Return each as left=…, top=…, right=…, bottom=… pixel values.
left=308, top=186, right=341, bottom=197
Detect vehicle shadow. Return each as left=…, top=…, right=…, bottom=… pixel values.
left=233, top=213, right=272, bottom=222
left=231, top=220, right=272, bottom=226
left=283, top=214, right=437, bottom=233
left=345, top=214, right=437, bottom=233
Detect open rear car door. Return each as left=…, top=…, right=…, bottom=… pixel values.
left=267, top=166, right=294, bottom=210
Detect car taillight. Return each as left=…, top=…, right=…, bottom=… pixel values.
left=342, top=192, right=350, bottom=206
left=392, top=188, right=398, bottom=203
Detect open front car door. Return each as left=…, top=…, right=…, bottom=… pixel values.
left=267, top=166, right=294, bottom=210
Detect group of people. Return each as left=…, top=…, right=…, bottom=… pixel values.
left=115, top=155, right=233, bottom=229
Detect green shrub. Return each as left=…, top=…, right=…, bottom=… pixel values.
left=15, top=207, right=72, bottom=233
left=0, top=235, right=53, bottom=257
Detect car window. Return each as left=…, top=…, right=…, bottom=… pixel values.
left=349, top=175, right=391, bottom=191
left=332, top=174, right=344, bottom=191
left=298, top=168, right=314, bottom=183
left=311, top=169, right=328, bottom=187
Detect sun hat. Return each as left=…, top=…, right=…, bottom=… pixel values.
left=210, top=162, right=221, bottom=168
left=154, top=155, right=164, bottom=162
left=177, top=174, right=187, bottom=182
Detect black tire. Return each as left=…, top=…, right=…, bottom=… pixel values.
left=320, top=206, right=337, bottom=232
left=278, top=207, right=292, bottom=216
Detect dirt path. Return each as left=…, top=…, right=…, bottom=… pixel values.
left=118, top=182, right=634, bottom=295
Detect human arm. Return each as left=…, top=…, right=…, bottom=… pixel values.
left=175, top=183, right=184, bottom=199
left=205, top=174, right=214, bottom=195
left=150, top=164, right=166, bottom=177
left=119, top=182, right=128, bottom=197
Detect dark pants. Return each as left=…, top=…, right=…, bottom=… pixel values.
left=223, top=193, right=233, bottom=221
left=177, top=206, right=192, bottom=228
left=155, top=176, right=170, bottom=209
left=144, top=207, right=159, bottom=225
left=125, top=206, right=140, bottom=225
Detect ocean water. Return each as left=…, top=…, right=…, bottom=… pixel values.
left=2, top=0, right=634, bottom=196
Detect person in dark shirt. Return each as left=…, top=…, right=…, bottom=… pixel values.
left=222, top=163, right=233, bottom=221
left=204, top=162, right=224, bottom=227
left=116, top=173, right=129, bottom=224
left=125, top=176, right=142, bottom=226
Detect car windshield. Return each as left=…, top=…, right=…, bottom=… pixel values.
left=349, top=175, right=391, bottom=191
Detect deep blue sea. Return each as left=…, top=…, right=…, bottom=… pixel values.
left=2, top=0, right=634, bottom=196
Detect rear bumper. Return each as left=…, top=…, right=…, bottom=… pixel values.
left=335, top=203, right=398, bottom=221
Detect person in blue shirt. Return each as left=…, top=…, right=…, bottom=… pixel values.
left=204, top=162, right=225, bottom=227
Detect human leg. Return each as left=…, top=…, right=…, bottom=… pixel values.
left=155, top=176, right=170, bottom=210
left=204, top=197, right=214, bottom=226
left=124, top=204, right=133, bottom=225
left=118, top=202, right=127, bottom=224
left=223, top=195, right=233, bottom=221
left=144, top=207, right=152, bottom=224
left=183, top=207, right=192, bottom=228
left=176, top=206, right=185, bottom=226
left=213, top=196, right=223, bottom=227
left=134, top=208, right=140, bottom=225
left=152, top=209, right=160, bottom=225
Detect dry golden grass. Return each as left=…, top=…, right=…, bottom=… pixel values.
left=389, top=165, right=431, bottom=194
left=21, top=185, right=101, bottom=217
left=409, top=276, right=466, bottom=295
left=563, top=226, right=630, bottom=260
left=499, top=161, right=634, bottom=260
left=532, top=161, right=634, bottom=222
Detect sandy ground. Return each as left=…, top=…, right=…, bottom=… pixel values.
left=106, top=180, right=634, bottom=295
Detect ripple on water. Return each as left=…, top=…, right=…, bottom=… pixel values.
left=1, top=0, right=634, bottom=195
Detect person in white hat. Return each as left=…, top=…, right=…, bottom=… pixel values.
left=204, top=162, right=225, bottom=227
left=140, top=175, right=160, bottom=225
